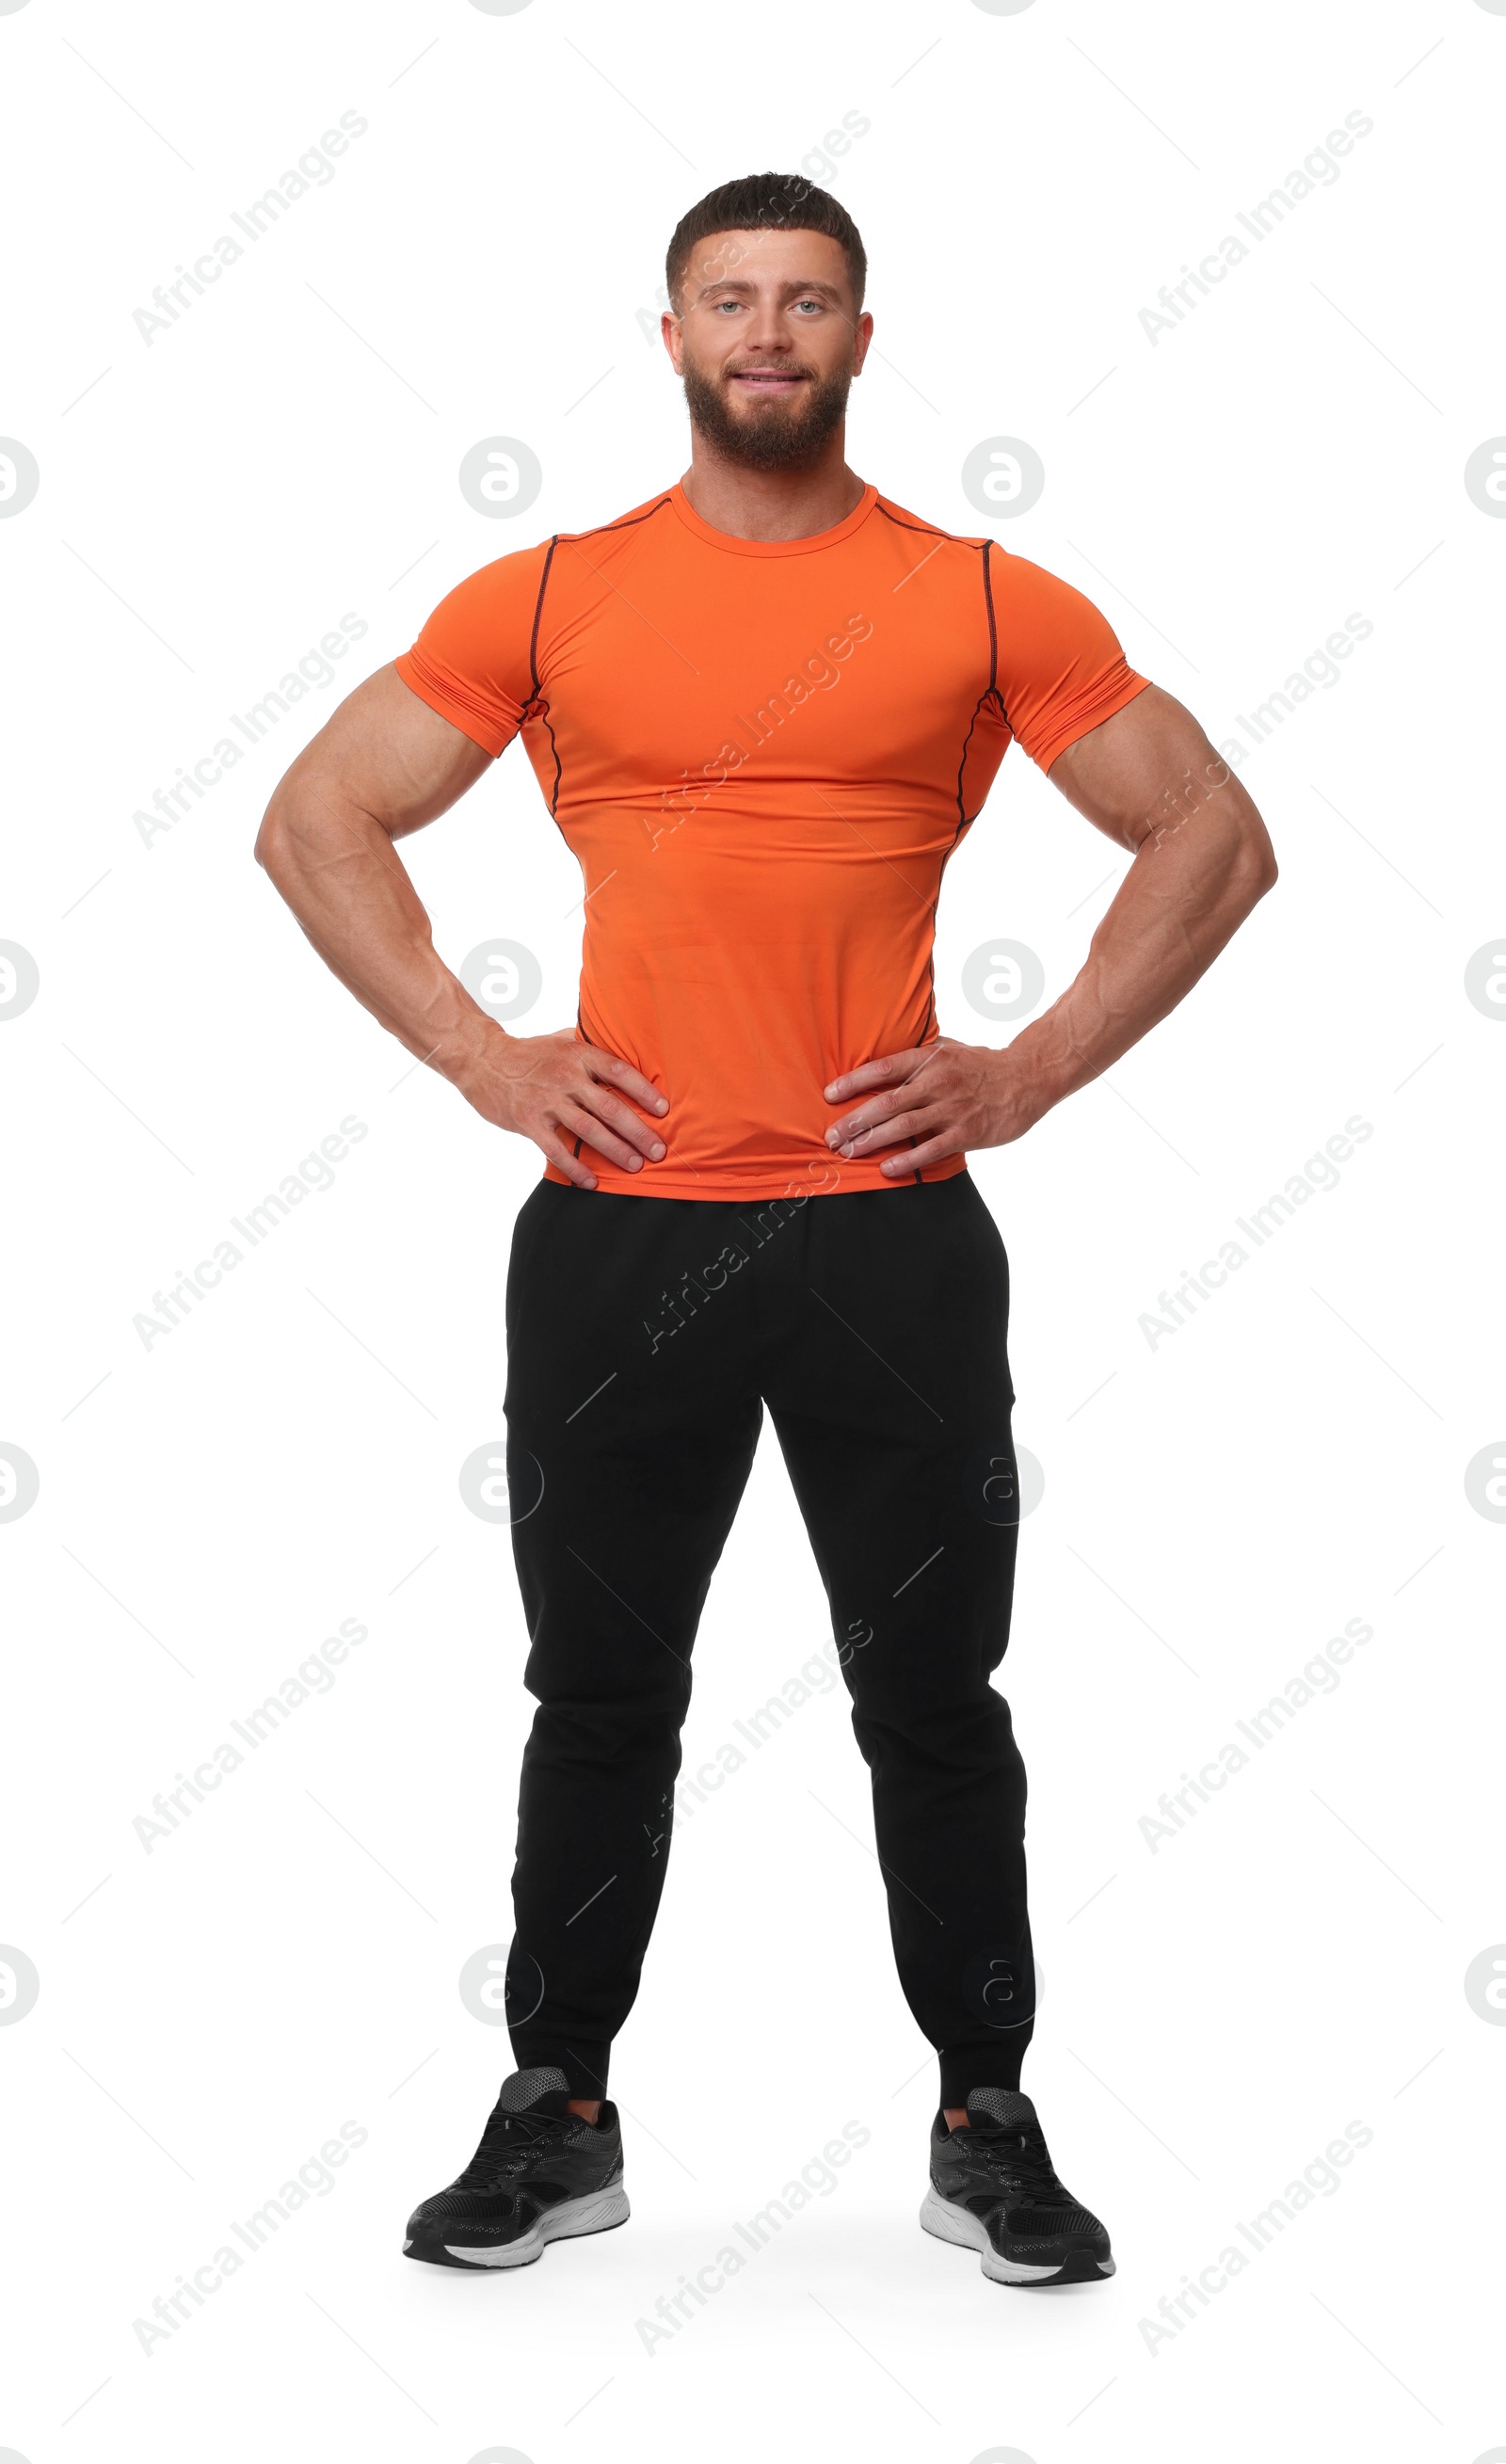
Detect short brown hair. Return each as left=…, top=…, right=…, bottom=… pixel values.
left=666, top=172, right=867, bottom=313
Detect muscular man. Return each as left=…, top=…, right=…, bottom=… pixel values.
left=257, top=173, right=1275, bottom=2288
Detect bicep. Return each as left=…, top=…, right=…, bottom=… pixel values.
left=271, top=663, right=494, bottom=844
left=1046, top=683, right=1251, bottom=853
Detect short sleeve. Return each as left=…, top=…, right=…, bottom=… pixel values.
left=990, top=550, right=1149, bottom=773
left=393, top=540, right=553, bottom=759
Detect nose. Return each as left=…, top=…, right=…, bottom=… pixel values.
left=739, top=299, right=795, bottom=357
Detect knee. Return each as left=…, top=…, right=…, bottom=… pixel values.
left=526, top=1687, right=687, bottom=1767
left=850, top=1672, right=1019, bottom=1771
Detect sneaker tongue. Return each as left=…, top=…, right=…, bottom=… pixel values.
left=495, top=2064, right=571, bottom=2118
left=966, top=2087, right=1036, bottom=2131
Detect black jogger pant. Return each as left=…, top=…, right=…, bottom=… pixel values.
left=500, top=1169, right=1034, bottom=2109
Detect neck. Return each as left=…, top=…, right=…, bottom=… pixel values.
left=680, top=429, right=866, bottom=542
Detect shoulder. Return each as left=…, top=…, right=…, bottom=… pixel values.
left=553, top=489, right=676, bottom=549
left=986, top=545, right=1120, bottom=631
left=425, top=492, right=679, bottom=616
left=415, top=536, right=554, bottom=632
left=869, top=501, right=1089, bottom=612
left=871, top=493, right=992, bottom=555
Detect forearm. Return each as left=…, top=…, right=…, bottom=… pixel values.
left=255, top=776, right=492, bottom=1088
left=1006, top=796, right=1275, bottom=1115
left=253, top=668, right=666, bottom=1186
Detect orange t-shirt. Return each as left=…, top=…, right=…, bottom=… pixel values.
left=396, top=483, right=1147, bottom=1199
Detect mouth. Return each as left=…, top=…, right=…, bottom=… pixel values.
left=728, top=369, right=808, bottom=393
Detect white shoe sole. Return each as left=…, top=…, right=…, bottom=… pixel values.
left=920, top=2185, right=1115, bottom=2285
left=407, top=2185, right=631, bottom=2269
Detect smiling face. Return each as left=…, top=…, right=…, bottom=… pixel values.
left=663, top=226, right=873, bottom=472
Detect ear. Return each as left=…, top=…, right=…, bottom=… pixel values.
left=661, top=308, right=684, bottom=373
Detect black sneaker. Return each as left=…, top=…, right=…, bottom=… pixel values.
left=403, top=2065, right=629, bottom=2270
left=921, top=2087, right=1114, bottom=2286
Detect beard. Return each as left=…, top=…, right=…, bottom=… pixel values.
left=681, top=353, right=853, bottom=472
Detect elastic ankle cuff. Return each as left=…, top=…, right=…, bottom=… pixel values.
left=938, top=2028, right=1032, bottom=2110
left=510, top=2036, right=611, bottom=2101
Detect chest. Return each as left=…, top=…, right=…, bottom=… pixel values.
left=533, top=553, right=994, bottom=794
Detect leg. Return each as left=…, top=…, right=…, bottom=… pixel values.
left=761, top=1173, right=1033, bottom=2106
left=500, top=1181, right=761, bottom=2100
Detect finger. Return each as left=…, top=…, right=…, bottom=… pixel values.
left=537, top=1133, right=598, bottom=1190
left=576, top=1083, right=669, bottom=1161
left=581, top=1043, right=669, bottom=1119
left=557, top=1101, right=651, bottom=1176
left=823, top=1050, right=921, bottom=1103
left=879, top=1128, right=968, bottom=1176
left=834, top=1106, right=933, bottom=1157
left=825, top=1086, right=917, bottom=1147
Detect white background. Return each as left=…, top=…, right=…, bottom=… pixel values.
left=3, top=1, right=1503, bottom=2458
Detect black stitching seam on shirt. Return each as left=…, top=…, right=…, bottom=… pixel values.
left=526, top=536, right=557, bottom=704
left=535, top=503, right=676, bottom=1170
left=910, top=536, right=1006, bottom=1185
left=559, top=495, right=675, bottom=549
left=952, top=688, right=994, bottom=841
left=874, top=499, right=980, bottom=545
left=526, top=498, right=678, bottom=820
left=525, top=536, right=563, bottom=814
left=947, top=535, right=1011, bottom=842
left=982, top=536, right=1011, bottom=735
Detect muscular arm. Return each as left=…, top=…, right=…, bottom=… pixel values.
left=824, top=683, right=1278, bottom=1173
left=253, top=664, right=667, bottom=1187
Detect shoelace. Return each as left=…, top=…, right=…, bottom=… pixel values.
left=964, top=2122, right=1062, bottom=2200
left=454, top=2108, right=569, bottom=2191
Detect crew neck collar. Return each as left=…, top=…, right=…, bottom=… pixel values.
left=667, top=479, right=878, bottom=557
